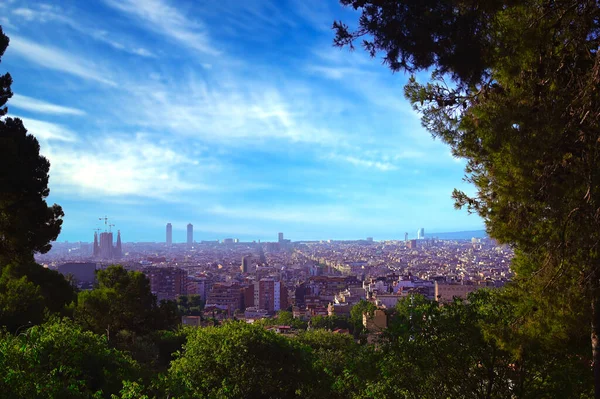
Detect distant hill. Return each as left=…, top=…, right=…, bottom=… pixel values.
left=429, top=230, right=487, bottom=240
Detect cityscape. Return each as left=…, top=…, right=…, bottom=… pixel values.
left=1, top=0, right=596, bottom=396
left=38, top=219, right=513, bottom=324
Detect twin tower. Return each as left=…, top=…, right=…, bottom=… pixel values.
left=166, top=223, right=193, bottom=246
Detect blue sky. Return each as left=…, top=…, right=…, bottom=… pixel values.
left=0, top=0, right=483, bottom=243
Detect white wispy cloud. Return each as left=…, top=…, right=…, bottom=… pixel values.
left=192, top=0, right=297, bottom=41
left=88, top=29, right=156, bottom=58
left=307, top=46, right=419, bottom=117
left=115, top=74, right=342, bottom=146
left=131, top=47, right=155, bottom=57
left=10, top=94, right=86, bottom=116
left=0, top=16, right=15, bottom=30
left=9, top=4, right=155, bottom=57
left=291, top=0, right=335, bottom=32
left=306, top=65, right=366, bottom=80
left=12, top=116, right=79, bottom=142
left=327, top=152, right=398, bottom=171
left=44, top=133, right=217, bottom=199
left=103, top=0, right=219, bottom=56
left=8, top=35, right=116, bottom=86
left=12, top=8, right=36, bottom=20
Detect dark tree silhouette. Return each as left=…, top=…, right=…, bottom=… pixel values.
left=333, top=0, right=505, bottom=86
left=0, top=26, right=12, bottom=116
left=0, top=26, right=63, bottom=264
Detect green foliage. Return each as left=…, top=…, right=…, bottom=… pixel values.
left=309, top=315, right=351, bottom=331
left=333, top=0, right=505, bottom=85
left=114, top=328, right=187, bottom=383
left=295, top=330, right=380, bottom=399
left=335, top=0, right=600, bottom=393
left=75, top=266, right=178, bottom=337
left=0, top=116, right=64, bottom=264
left=15, top=261, right=76, bottom=313
left=73, top=265, right=180, bottom=379
left=0, top=266, right=45, bottom=332
left=373, top=292, right=593, bottom=398
left=349, top=299, right=376, bottom=337
left=0, top=282, right=593, bottom=398
left=110, top=381, right=150, bottom=399
left=176, top=294, right=204, bottom=316
left=0, top=261, right=75, bottom=332
left=0, top=26, right=72, bottom=332
left=253, top=310, right=308, bottom=330
left=165, top=321, right=318, bottom=398
left=0, top=319, right=139, bottom=399
left=275, top=309, right=294, bottom=325
left=277, top=310, right=308, bottom=329
left=381, top=294, right=515, bottom=398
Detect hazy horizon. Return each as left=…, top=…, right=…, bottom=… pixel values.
left=53, top=228, right=488, bottom=245
left=1, top=0, right=483, bottom=242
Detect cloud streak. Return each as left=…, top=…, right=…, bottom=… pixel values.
left=8, top=35, right=116, bottom=86
left=10, top=94, right=86, bottom=116
left=103, top=0, right=219, bottom=56
left=11, top=116, right=79, bottom=142
left=115, top=74, right=342, bottom=146
left=327, top=152, right=398, bottom=171
left=44, top=133, right=216, bottom=199
left=9, top=4, right=155, bottom=58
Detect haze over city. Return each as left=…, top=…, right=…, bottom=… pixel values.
left=0, top=0, right=483, bottom=243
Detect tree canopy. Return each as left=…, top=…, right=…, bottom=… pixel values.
left=165, top=322, right=318, bottom=398
left=0, top=25, right=74, bottom=333
left=333, top=0, right=505, bottom=85
left=334, top=0, right=600, bottom=394
left=75, top=266, right=179, bottom=338
left=0, top=319, right=139, bottom=399
left=0, top=25, right=63, bottom=265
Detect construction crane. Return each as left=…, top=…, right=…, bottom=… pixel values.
left=99, top=216, right=109, bottom=231
left=108, top=224, right=115, bottom=232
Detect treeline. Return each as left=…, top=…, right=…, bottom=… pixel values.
left=0, top=272, right=592, bottom=398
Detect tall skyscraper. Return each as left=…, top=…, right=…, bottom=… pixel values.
left=187, top=223, right=193, bottom=246
left=417, top=228, right=425, bottom=240
left=93, top=231, right=99, bottom=257
left=166, top=223, right=172, bottom=246
left=240, top=256, right=249, bottom=273
left=278, top=232, right=284, bottom=243
left=115, top=230, right=122, bottom=258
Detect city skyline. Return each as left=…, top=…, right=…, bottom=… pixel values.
left=79, top=222, right=485, bottom=245
left=1, top=0, right=482, bottom=243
